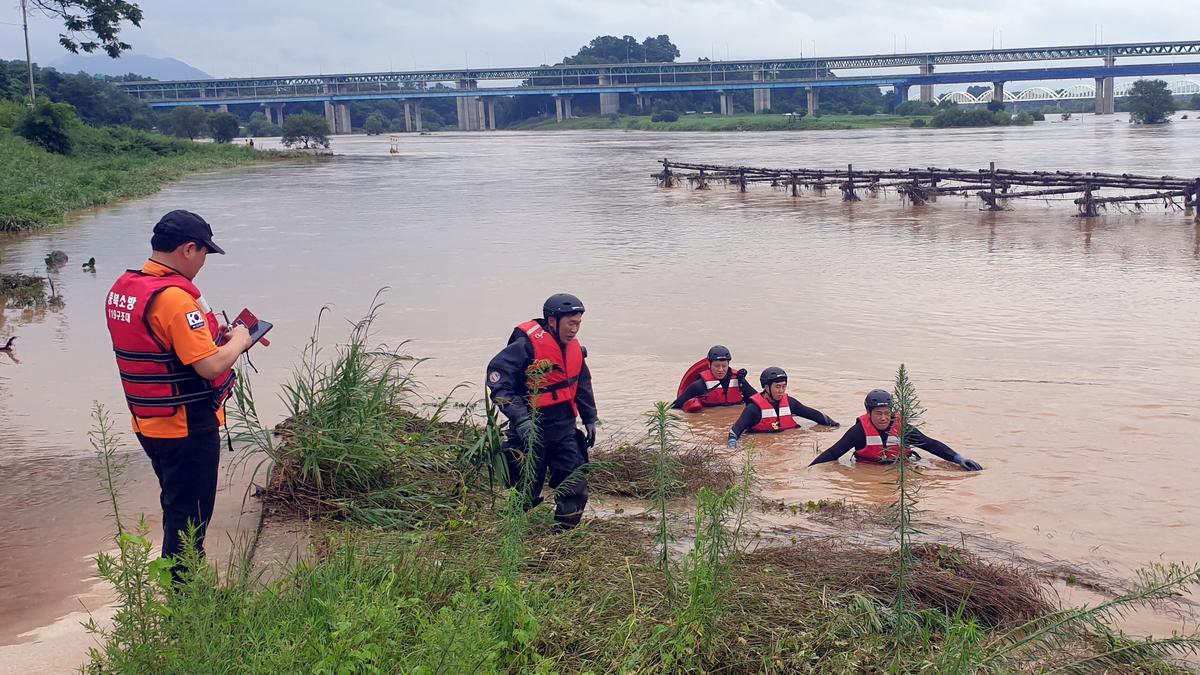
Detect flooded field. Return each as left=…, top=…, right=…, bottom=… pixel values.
left=2, top=114, right=1199, bottom=646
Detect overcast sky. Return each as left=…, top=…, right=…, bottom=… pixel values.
left=3, top=0, right=1199, bottom=77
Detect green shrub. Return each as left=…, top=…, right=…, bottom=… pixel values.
left=208, top=112, right=241, bottom=143
left=18, top=99, right=80, bottom=154
left=651, top=110, right=680, bottom=122
left=910, top=118, right=927, bottom=128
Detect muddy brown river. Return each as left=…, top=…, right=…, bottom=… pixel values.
left=2, top=115, right=1199, bottom=649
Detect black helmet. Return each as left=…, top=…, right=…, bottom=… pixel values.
left=542, top=293, right=585, bottom=318
left=707, top=345, right=731, bottom=362
left=759, top=367, right=787, bottom=387
left=864, top=389, right=892, bottom=411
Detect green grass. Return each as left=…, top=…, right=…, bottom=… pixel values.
left=83, top=304, right=1200, bottom=674
left=0, top=102, right=287, bottom=232
left=511, top=112, right=929, bottom=132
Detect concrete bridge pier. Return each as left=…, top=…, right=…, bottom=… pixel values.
left=992, top=81, right=1005, bottom=107
left=806, top=88, right=819, bottom=116
left=265, top=103, right=285, bottom=126
left=414, top=102, right=422, bottom=132
left=552, top=94, right=573, bottom=122
left=718, top=91, right=733, bottom=115
left=336, top=104, right=351, bottom=134
left=324, top=101, right=336, bottom=132
left=753, top=70, right=771, bottom=113
left=486, top=99, right=497, bottom=130
left=1098, top=55, right=1116, bottom=114
left=456, top=79, right=482, bottom=130
left=919, top=63, right=935, bottom=103
left=891, top=84, right=910, bottom=111
left=402, top=101, right=412, bottom=132
left=635, top=94, right=646, bottom=112
left=598, top=74, right=619, bottom=115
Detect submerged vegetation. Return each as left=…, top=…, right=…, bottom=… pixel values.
left=83, top=302, right=1200, bottom=673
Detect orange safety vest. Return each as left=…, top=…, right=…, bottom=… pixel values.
left=854, top=413, right=905, bottom=463
left=516, top=320, right=583, bottom=410
left=698, top=369, right=744, bottom=407
left=748, top=392, right=798, bottom=433
left=106, top=270, right=235, bottom=419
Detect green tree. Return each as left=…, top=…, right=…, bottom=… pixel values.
left=1126, top=79, right=1175, bottom=124
left=18, top=99, right=80, bottom=154
left=563, top=34, right=680, bottom=64
left=31, top=0, right=144, bottom=57
left=207, top=111, right=240, bottom=143
left=244, top=111, right=280, bottom=137
left=1190, top=93, right=1200, bottom=110
left=363, top=111, right=387, bottom=135
left=161, top=106, right=208, bottom=140
left=280, top=113, right=330, bottom=149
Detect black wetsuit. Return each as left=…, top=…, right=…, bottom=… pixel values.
left=728, top=395, right=839, bottom=445
left=671, top=371, right=757, bottom=409
left=809, top=421, right=958, bottom=465
left=485, top=320, right=597, bottom=528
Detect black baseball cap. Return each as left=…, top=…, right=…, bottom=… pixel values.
left=153, top=210, right=226, bottom=255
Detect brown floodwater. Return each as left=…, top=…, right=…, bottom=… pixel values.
left=2, top=114, right=1199, bottom=645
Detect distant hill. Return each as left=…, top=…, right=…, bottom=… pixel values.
left=49, top=53, right=212, bottom=81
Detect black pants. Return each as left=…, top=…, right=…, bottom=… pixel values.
left=136, top=431, right=220, bottom=562
left=503, top=416, right=589, bottom=529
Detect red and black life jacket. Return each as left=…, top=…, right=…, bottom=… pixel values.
left=516, top=320, right=583, bottom=410
left=698, top=368, right=744, bottom=407
left=105, top=270, right=235, bottom=420
left=749, top=392, right=798, bottom=433
left=854, top=413, right=904, bottom=463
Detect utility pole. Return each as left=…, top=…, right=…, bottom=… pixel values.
left=20, top=0, right=37, bottom=104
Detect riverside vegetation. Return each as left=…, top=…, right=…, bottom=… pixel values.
left=0, top=99, right=262, bottom=232
left=80, top=298, right=1200, bottom=673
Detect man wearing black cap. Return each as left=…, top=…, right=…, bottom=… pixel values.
left=104, top=210, right=252, bottom=572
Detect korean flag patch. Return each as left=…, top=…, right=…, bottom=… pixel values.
left=186, top=311, right=206, bottom=330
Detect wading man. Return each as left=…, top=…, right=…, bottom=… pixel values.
left=486, top=293, right=598, bottom=530
left=104, top=210, right=252, bottom=571
left=809, top=389, right=983, bottom=470
left=672, top=345, right=755, bottom=412
left=728, top=367, right=840, bottom=448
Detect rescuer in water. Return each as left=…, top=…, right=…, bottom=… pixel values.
left=809, top=389, right=983, bottom=470
left=485, top=293, right=598, bottom=530
left=103, top=210, right=253, bottom=573
left=672, top=345, right=756, bottom=412
left=728, top=367, right=840, bottom=448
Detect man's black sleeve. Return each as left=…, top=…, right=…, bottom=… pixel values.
left=729, top=404, right=761, bottom=444
left=575, top=352, right=598, bottom=424
left=809, top=425, right=865, bottom=465
left=905, top=427, right=959, bottom=462
left=671, top=379, right=709, bottom=409
left=788, top=397, right=839, bottom=427
left=485, top=337, right=534, bottom=425
left=737, top=378, right=757, bottom=399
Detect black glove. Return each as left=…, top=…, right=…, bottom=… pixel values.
left=737, top=368, right=748, bottom=379
left=952, top=454, right=982, bottom=471
left=584, top=422, right=596, bottom=448
left=514, top=418, right=534, bottom=444
left=824, top=416, right=840, bottom=428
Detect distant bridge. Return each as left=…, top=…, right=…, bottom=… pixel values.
left=115, top=40, right=1200, bottom=132
left=939, top=78, right=1200, bottom=104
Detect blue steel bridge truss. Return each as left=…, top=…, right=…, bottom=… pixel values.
left=115, top=40, right=1200, bottom=107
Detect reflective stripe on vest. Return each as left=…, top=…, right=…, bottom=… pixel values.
left=106, top=270, right=235, bottom=419
left=854, top=413, right=904, bottom=462
left=517, top=320, right=583, bottom=410
left=698, top=369, right=743, bottom=407
left=749, top=392, right=798, bottom=432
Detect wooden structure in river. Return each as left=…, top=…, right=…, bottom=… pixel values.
left=653, top=159, right=1200, bottom=218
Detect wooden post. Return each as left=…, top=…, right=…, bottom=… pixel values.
left=1081, top=183, right=1097, bottom=217
left=842, top=163, right=860, bottom=201
left=738, top=169, right=747, bottom=193
left=790, top=172, right=798, bottom=197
